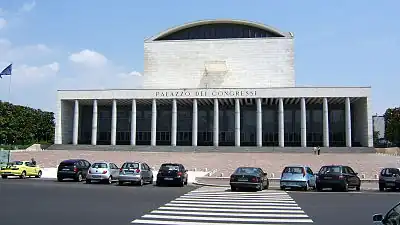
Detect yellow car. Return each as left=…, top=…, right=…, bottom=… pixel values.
left=0, top=161, right=42, bottom=179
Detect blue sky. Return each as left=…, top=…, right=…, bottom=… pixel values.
left=0, top=0, right=398, bottom=114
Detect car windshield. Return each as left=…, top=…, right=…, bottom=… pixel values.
left=60, top=161, right=75, bottom=166
left=235, top=167, right=260, bottom=175
left=319, top=166, right=341, bottom=174
left=91, top=163, right=108, bottom=168
left=382, top=168, right=400, bottom=175
left=122, top=163, right=139, bottom=169
left=8, top=161, right=23, bottom=166
left=160, top=164, right=180, bottom=171
left=283, top=167, right=304, bottom=174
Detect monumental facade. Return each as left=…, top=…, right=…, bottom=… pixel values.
left=54, top=19, right=373, bottom=148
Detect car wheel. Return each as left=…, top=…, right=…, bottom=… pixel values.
left=107, top=176, right=112, bottom=184
left=180, top=179, right=185, bottom=187
left=316, top=185, right=322, bottom=192
left=343, top=182, right=349, bottom=192
left=35, top=170, right=42, bottom=178
left=1, top=175, right=7, bottom=179
left=86, top=179, right=91, bottom=184
left=75, top=173, right=83, bottom=182
left=303, top=182, right=309, bottom=191
left=155, top=180, right=161, bottom=186
left=356, top=185, right=361, bottom=191
left=20, top=171, right=26, bottom=179
left=139, top=178, right=144, bottom=186
left=280, top=186, right=285, bottom=190
left=257, top=183, right=263, bottom=191
left=379, top=185, right=385, bottom=191
left=231, top=185, right=237, bottom=192
left=148, top=176, right=153, bottom=184
left=57, top=177, right=63, bottom=182
left=184, top=178, right=188, bottom=185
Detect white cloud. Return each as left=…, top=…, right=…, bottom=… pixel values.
left=0, top=38, right=53, bottom=62
left=19, top=1, right=36, bottom=13
left=0, top=18, right=6, bottom=29
left=69, top=49, right=108, bottom=67
left=12, top=62, right=59, bottom=84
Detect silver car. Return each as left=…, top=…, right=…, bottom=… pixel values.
left=118, top=161, right=153, bottom=186
left=86, top=161, right=120, bottom=184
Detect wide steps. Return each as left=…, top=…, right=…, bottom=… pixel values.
left=47, top=144, right=375, bottom=153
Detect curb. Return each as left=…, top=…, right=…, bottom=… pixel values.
left=199, top=177, right=379, bottom=183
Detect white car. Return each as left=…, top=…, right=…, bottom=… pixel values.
left=86, top=161, right=120, bottom=184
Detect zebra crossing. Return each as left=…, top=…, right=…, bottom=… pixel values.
left=131, top=186, right=314, bottom=225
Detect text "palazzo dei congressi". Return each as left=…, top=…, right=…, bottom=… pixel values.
left=154, top=90, right=258, bottom=98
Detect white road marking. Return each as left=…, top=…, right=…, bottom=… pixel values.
left=164, top=203, right=302, bottom=209
left=141, top=214, right=314, bottom=223
left=131, top=186, right=314, bottom=224
left=158, top=206, right=306, bottom=213
left=151, top=210, right=310, bottom=218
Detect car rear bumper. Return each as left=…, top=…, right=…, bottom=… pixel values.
left=280, top=180, right=307, bottom=188
left=230, top=181, right=260, bottom=188
left=57, top=171, right=78, bottom=179
left=157, top=176, right=183, bottom=183
left=316, top=180, right=347, bottom=188
left=118, top=174, right=142, bottom=182
left=379, top=181, right=400, bottom=188
left=0, top=170, right=22, bottom=176
left=87, top=174, right=109, bottom=180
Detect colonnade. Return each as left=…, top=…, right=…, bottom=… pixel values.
left=71, top=97, right=352, bottom=147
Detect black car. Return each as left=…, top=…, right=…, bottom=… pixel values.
left=315, top=165, right=361, bottom=192
left=372, top=201, right=400, bottom=225
left=57, top=159, right=91, bottom=182
left=230, top=167, right=269, bottom=191
left=379, top=167, right=400, bottom=191
left=156, top=163, right=188, bottom=186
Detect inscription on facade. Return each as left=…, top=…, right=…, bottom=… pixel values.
left=154, top=90, right=257, bottom=98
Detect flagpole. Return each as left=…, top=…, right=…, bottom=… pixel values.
left=8, top=74, right=12, bottom=103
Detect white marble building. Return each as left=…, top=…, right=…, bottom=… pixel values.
left=54, top=19, right=373, bottom=148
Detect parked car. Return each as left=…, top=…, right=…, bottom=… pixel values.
left=156, top=163, right=188, bottom=187
left=86, top=161, right=120, bottom=184
left=229, top=167, right=269, bottom=191
left=118, top=161, right=153, bottom=186
left=57, top=159, right=91, bottom=182
left=315, top=165, right=361, bottom=192
left=379, top=167, right=400, bottom=191
left=280, top=165, right=316, bottom=191
left=372, top=202, right=400, bottom=225
left=0, top=161, right=42, bottom=179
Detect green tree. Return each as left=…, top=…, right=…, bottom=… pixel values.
left=0, top=101, right=54, bottom=146
left=384, top=107, right=400, bottom=144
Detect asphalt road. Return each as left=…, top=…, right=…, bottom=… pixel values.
left=0, top=178, right=196, bottom=225
left=289, top=191, right=400, bottom=225
left=1, top=178, right=399, bottom=225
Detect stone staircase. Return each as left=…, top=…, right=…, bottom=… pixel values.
left=47, top=144, right=375, bottom=153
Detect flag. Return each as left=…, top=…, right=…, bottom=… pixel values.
left=0, top=64, right=12, bottom=78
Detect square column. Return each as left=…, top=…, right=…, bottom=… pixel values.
left=171, top=99, right=177, bottom=146
left=256, top=98, right=262, bottom=147
left=300, top=97, right=307, bottom=147
left=323, top=97, right=329, bottom=147
left=192, top=99, right=198, bottom=146
left=151, top=99, right=157, bottom=146
left=213, top=99, right=219, bottom=147
left=111, top=99, right=117, bottom=146
left=278, top=98, right=284, bottom=147
left=55, top=99, right=62, bottom=144
left=72, top=99, right=79, bottom=145
left=130, top=99, right=137, bottom=146
left=235, top=99, right=241, bottom=147
left=91, top=99, right=98, bottom=145
left=345, top=97, right=352, bottom=147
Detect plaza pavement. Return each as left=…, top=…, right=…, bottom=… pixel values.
left=10, top=150, right=400, bottom=179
